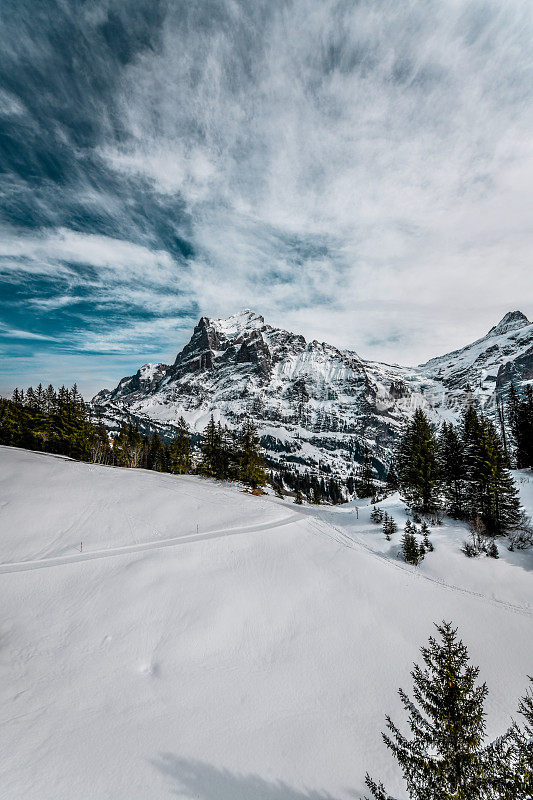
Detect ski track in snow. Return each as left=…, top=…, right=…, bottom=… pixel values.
left=310, top=511, right=533, bottom=619
left=2, top=478, right=530, bottom=620
left=1, top=449, right=532, bottom=800
left=0, top=513, right=303, bottom=574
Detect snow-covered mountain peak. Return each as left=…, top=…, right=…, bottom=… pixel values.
left=487, top=310, right=530, bottom=337
left=92, top=308, right=533, bottom=477
left=211, top=309, right=266, bottom=337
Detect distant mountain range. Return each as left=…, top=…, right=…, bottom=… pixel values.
left=92, top=309, right=533, bottom=477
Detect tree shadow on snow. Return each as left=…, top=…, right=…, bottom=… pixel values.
left=152, top=754, right=346, bottom=800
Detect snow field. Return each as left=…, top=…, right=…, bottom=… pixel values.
left=0, top=446, right=532, bottom=800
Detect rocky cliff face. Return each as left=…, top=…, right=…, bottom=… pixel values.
left=92, top=309, right=533, bottom=478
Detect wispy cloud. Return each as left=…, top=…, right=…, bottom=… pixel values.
left=1, top=0, right=532, bottom=393
left=0, top=323, right=58, bottom=342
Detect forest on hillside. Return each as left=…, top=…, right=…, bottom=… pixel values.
left=1, top=382, right=532, bottom=532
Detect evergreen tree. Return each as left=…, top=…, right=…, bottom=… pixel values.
left=382, top=515, right=398, bottom=540
left=483, top=678, right=533, bottom=799
left=312, top=478, right=322, bottom=504
left=508, top=384, right=533, bottom=469
left=358, top=447, right=375, bottom=498
left=385, top=462, right=399, bottom=493
left=461, top=404, right=482, bottom=499
left=237, top=419, right=266, bottom=489
left=365, top=622, right=491, bottom=800
left=112, top=422, right=144, bottom=467
left=371, top=506, right=384, bottom=524
left=329, top=476, right=344, bottom=504
left=198, top=415, right=221, bottom=478
left=1, top=382, right=110, bottom=463
left=401, top=530, right=421, bottom=565
left=148, top=431, right=166, bottom=471
left=468, top=417, right=521, bottom=536
left=439, top=422, right=466, bottom=517
left=397, top=410, right=440, bottom=513
left=511, top=678, right=533, bottom=798
left=168, top=416, right=192, bottom=474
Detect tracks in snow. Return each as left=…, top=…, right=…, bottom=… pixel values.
left=2, top=493, right=531, bottom=619
left=0, top=513, right=302, bottom=575
left=311, top=511, right=533, bottom=619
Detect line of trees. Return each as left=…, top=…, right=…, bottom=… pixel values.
left=365, top=621, right=533, bottom=800
left=270, top=466, right=346, bottom=504
left=396, top=406, right=525, bottom=538
left=0, top=384, right=110, bottom=462
left=111, top=418, right=192, bottom=474
left=0, top=387, right=266, bottom=490
left=196, top=415, right=266, bottom=489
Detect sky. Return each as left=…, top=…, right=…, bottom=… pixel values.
left=1, top=0, right=532, bottom=397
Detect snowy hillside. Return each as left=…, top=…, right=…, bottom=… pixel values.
left=92, top=309, right=533, bottom=478
left=1, top=445, right=532, bottom=799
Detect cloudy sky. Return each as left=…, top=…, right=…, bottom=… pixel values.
left=1, top=0, right=532, bottom=396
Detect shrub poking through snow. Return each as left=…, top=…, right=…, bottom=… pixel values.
left=507, top=511, right=533, bottom=551
left=487, top=540, right=499, bottom=559
left=462, top=517, right=488, bottom=558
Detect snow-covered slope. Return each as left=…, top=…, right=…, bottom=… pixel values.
left=92, top=309, right=533, bottom=477
left=1, top=446, right=532, bottom=799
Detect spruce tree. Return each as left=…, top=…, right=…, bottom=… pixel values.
left=148, top=431, right=166, bottom=471
left=358, top=446, right=375, bottom=498
left=371, top=506, right=383, bottom=524
left=401, top=530, right=420, bottom=565
left=198, top=415, right=221, bottom=478
left=169, top=416, right=192, bottom=474
left=397, top=410, right=440, bottom=513
left=439, top=422, right=466, bottom=518
left=382, top=513, right=394, bottom=540
left=508, top=384, right=533, bottom=469
left=385, top=462, right=399, bottom=493
left=469, top=418, right=521, bottom=536
left=486, top=678, right=533, bottom=800
left=237, top=419, right=266, bottom=489
left=365, top=622, right=491, bottom=800
left=513, top=678, right=533, bottom=798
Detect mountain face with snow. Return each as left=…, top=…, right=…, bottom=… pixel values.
left=92, top=310, right=533, bottom=477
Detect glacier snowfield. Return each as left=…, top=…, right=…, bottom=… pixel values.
left=0, top=445, right=532, bottom=799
